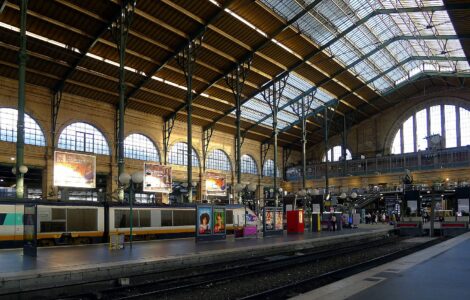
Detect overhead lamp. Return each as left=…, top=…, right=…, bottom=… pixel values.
left=131, top=172, right=144, bottom=184
left=350, top=192, right=358, bottom=199
left=339, top=192, right=347, bottom=199
left=118, top=173, right=131, bottom=185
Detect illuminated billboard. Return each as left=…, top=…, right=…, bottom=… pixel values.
left=143, top=163, right=172, bottom=193
left=53, top=151, right=96, bottom=188
left=205, top=172, right=226, bottom=196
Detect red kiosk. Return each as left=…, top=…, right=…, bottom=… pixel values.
left=287, top=210, right=304, bottom=233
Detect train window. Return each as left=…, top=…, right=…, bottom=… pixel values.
left=52, top=208, right=66, bottom=220
left=115, top=210, right=138, bottom=228
left=173, top=210, right=195, bottom=226
left=139, top=210, right=151, bottom=227
left=161, top=210, right=172, bottom=226
left=40, top=221, right=66, bottom=232
left=226, top=210, right=233, bottom=224
left=67, top=209, right=97, bottom=231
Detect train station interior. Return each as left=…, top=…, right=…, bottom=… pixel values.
left=0, top=0, right=470, bottom=299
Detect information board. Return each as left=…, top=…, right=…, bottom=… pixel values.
left=23, top=204, right=37, bottom=257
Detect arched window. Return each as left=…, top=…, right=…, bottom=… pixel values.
left=391, top=104, right=470, bottom=154
left=322, top=146, right=352, bottom=162
left=168, top=142, right=200, bottom=167
left=263, top=159, right=281, bottom=177
left=124, top=134, right=159, bottom=162
left=241, top=154, right=258, bottom=175
left=0, top=108, right=45, bottom=146
left=206, top=149, right=231, bottom=171
left=58, top=122, right=110, bottom=155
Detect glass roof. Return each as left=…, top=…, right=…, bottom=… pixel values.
left=234, top=73, right=336, bottom=129
left=260, top=0, right=470, bottom=94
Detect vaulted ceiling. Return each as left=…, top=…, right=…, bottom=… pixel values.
left=0, top=0, right=469, bottom=150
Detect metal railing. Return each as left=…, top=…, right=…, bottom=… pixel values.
left=286, top=146, right=470, bottom=181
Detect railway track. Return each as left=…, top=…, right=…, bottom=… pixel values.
left=59, top=235, right=409, bottom=299
left=4, top=234, right=443, bottom=300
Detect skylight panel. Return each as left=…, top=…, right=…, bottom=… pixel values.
left=296, top=13, right=334, bottom=45
left=371, top=77, right=392, bottom=92
left=353, top=60, right=379, bottom=82
left=278, top=110, right=299, bottom=124
left=287, top=74, right=314, bottom=91
left=315, top=88, right=335, bottom=103
left=260, top=0, right=303, bottom=20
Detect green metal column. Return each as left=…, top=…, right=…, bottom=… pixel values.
left=235, top=68, right=242, bottom=186
left=177, top=42, right=199, bottom=203
left=117, top=12, right=126, bottom=184
left=186, top=56, right=193, bottom=203
left=324, top=106, right=329, bottom=198
left=16, top=0, right=28, bottom=199
left=273, top=95, right=278, bottom=208
left=111, top=1, right=135, bottom=200
left=301, top=97, right=307, bottom=191
left=342, top=115, right=347, bottom=176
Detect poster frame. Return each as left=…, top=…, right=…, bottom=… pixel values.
left=263, top=207, right=283, bottom=237
left=205, top=172, right=227, bottom=197
left=53, top=151, right=96, bottom=188
left=143, top=163, right=172, bottom=193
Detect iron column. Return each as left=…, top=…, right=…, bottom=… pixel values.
left=16, top=0, right=28, bottom=199
left=301, top=97, right=307, bottom=191
left=324, top=106, right=329, bottom=198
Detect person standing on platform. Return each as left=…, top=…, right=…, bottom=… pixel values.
left=331, top=214, right=337, bottom=231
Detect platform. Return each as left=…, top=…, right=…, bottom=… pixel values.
left=292, top=231, right=470, bottom=300
left=0, top=224, right=392, bottom=294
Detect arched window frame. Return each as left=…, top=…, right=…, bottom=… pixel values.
left=262, top=159, right=281, bottom=177
left=389, top=104, right=470, bottom=155
left=241, top=154, right=258, bottom=175
left=168, top=142, right=200, bottom=167
left=124, top=133, right=160, bottom=162
left=57, top=122, right=110, bottom=155
left=0, top=108, right=46, bottom=146
left=322, top=145, right=352, bottom=162
left=206, top=149, right=231, bottom=171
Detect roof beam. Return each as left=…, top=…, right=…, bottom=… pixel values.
left=51, top=1, right=128, bottom=94
left=203, top=5, right=452, bottom=131
left=166, top=0, right=325, bottom=122
left=124, top=0, right=234, bottom=106
left=262, top=100, right=339, bottom=144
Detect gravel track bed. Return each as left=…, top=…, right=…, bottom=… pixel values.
left=155, top=240, right=423, bottom=300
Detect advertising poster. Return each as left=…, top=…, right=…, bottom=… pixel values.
left=197, top=206, right=212, bottom=235
left=275, top=209, right=283, bottom=230
left=53, top=151, right=96, bottom=188
left=206, top=172, right=226, bottom=196
left=212, top=206, right=226, bottom=235
left=264, top=207, right=275, bottom=231
left=143, top=163, right=172, bottom=193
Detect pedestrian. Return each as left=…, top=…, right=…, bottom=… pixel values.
left=331, top=214, right=337, bottom=231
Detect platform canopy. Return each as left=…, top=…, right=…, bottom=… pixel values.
left=0, top=0, right=468, bottom=148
